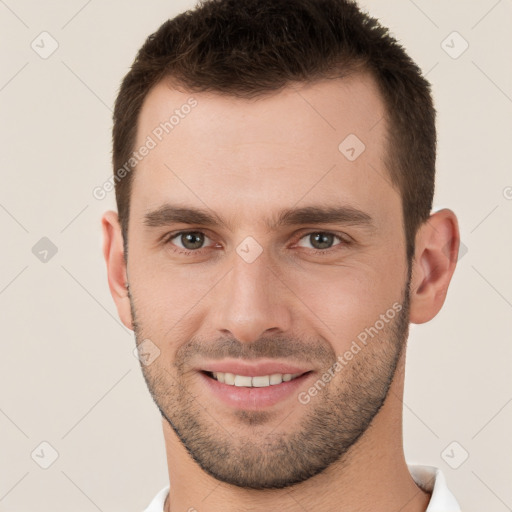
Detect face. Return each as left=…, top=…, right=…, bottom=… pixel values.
left=125, top=74, right=411, bottom=489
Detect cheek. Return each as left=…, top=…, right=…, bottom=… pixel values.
left=284, top=251, right=406, bottom=349
left=128, top=257, right=218, bottom=338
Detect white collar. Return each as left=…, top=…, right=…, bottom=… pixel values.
left=408, top=464, right=461, bottom=511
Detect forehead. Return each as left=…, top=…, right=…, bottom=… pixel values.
left=136, top=73, right=386, bottom=153
left=131, top=74, right=397, bottom=230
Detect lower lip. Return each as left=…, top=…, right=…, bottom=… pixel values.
left=198, top=371, right=313, bottom=410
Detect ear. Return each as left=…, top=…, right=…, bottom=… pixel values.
left=409, top=208, right=460, bottom=324
left=101, top=210, right=133, bottom=330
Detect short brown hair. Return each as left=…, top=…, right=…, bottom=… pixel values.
left=113, top=0, right=436, bottom=262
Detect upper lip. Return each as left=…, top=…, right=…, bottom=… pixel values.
left=198, top=360, right=312, bottom=377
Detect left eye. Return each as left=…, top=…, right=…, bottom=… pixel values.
left=296, top=232, right=343, bottom=250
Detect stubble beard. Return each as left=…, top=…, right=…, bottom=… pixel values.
left=129, top=278, right=411, bottom=490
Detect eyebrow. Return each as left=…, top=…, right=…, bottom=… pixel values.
left=143, top=203, right=375, bottom=231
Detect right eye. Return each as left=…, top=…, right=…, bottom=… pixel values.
left=165, top=231, right=218, bottom=254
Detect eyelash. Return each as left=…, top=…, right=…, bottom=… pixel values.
left=163, top=230, right=352, bottom=256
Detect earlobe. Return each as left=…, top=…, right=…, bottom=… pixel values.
left=101, top=210, right=133, bottom=330
left=409, top=208, right=460, bottom=324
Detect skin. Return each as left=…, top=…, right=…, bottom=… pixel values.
left=102, top=73, right=459, bottom=512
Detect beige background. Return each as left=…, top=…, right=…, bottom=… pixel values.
left=1, top=1, right=511, bottom=510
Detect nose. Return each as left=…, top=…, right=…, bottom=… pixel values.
left=211, top=250, right=293, bottom=344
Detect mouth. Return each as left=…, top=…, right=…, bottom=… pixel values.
left=198, top=365, right=315, bottom=410
left=202, top=370, right=311, bottom=388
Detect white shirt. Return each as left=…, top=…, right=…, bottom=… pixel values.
left=143, top=464, right=461, bottom=511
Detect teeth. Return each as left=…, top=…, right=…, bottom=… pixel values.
left=252, top=375, right=270, bottom=387
left=224, top=372, right=235, bottom=385
left=270, top=373, right=283, bottom=385
left=210, top=371, right=303, bottom=387
left=234, top=375, right=252, bottom=387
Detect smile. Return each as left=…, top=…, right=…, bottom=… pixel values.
left=206, top=371, right=305, bottom=387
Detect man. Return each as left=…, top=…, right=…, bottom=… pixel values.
left=102, top=0, right=461, bottom=510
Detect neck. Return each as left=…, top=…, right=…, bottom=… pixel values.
left=162, top=357, right=431, bottom=512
